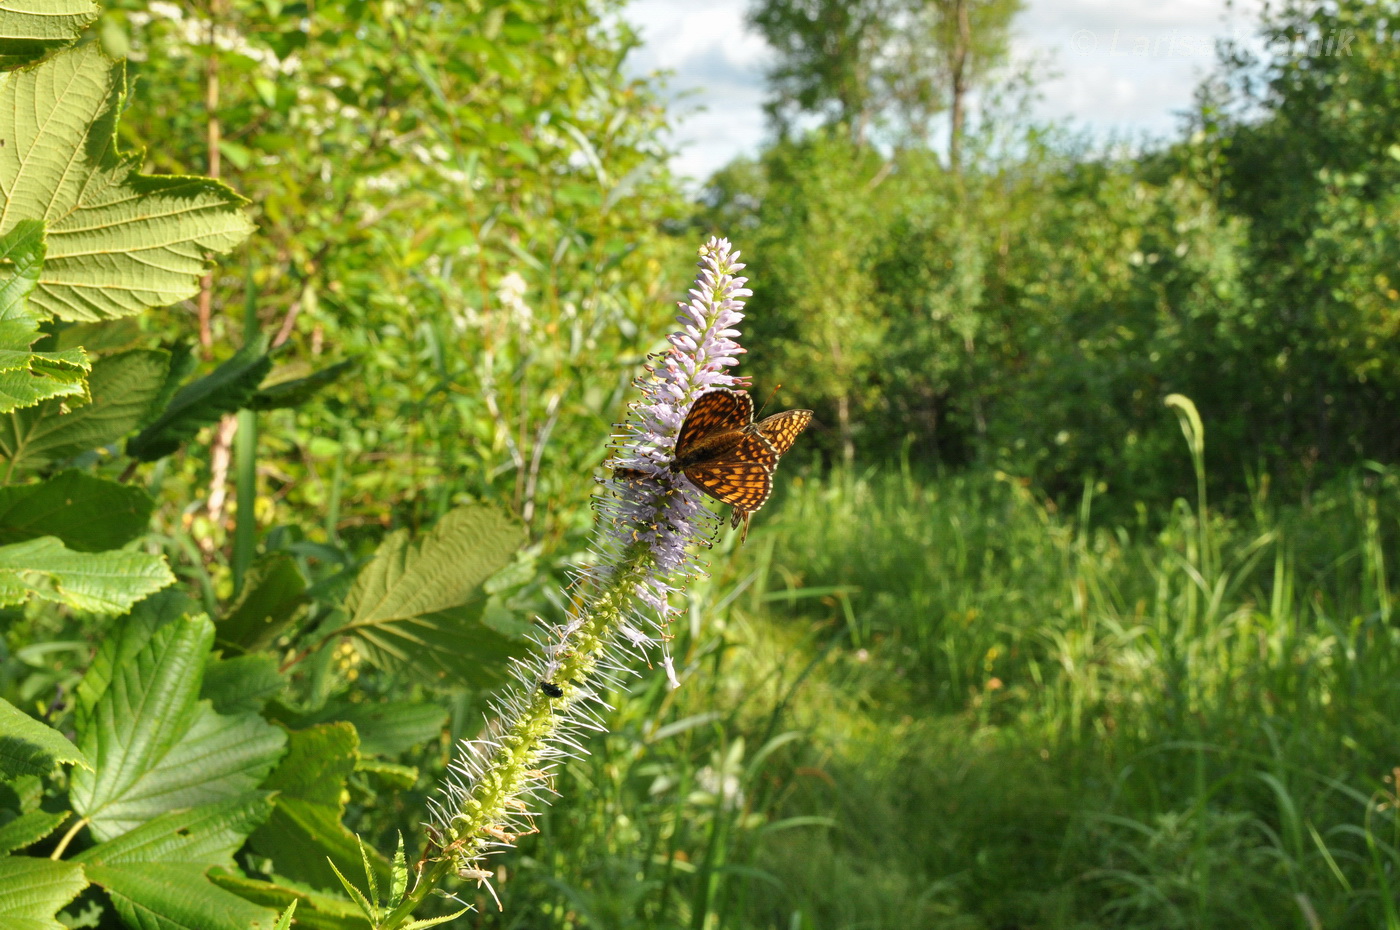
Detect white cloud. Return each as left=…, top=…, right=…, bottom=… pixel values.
left=621, top=0, right=1270, bottom=183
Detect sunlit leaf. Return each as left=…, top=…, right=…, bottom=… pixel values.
left=69, top=615, right=286, bottom=841
left=341, top=504, right=527, bottom=686
left=0, top=536, right=172, bottom=614
left=0, top=44, right=254, bottom=321
left=0, top=696, right=89, bottom=777
left=0, top=220, right=89, bottom=413
left=0, top=348, right=168, bottom=472
left=0, top=0, right=97, bottom=70
left=0, top=857, right=86, bottom=930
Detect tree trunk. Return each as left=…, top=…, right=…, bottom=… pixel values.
left=948, top=0, right=970, bottom=173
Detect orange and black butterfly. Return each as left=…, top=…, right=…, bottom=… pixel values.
left=669, top=388, right=812, bottom=541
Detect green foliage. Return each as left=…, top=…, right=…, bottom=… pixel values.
left=0, top=0, right=96, bottom=69
left=215, top=553, right=307, bottom=653
left=13, top=0, right=1400, bottom=926
left=0, top=696, right=89, bottom=777
left=340, top=504, right=529, bottom=687
left=246, top=723, right=383, bottom=894
left=0, top=536, right=172, bottom=613
left=0, top=222, right=90, bottom=413
left=127, top=338, right=273, bottom=462
left=0, top=470, right=153, bottom=552
left=0, top=8, right=557, bottom=927
left=0, top=44, right=253, bottom=321
left=0, top=856, right=86, bottom=929
left=0, top=349, right=169, bottom=473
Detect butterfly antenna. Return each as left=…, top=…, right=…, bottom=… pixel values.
left=754, top=383, right=783, bottom=420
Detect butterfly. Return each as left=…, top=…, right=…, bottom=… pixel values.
left=669, top=387, right=812, bottom=541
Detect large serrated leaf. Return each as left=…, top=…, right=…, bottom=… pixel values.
left=73, top=794, right=274, bottom=867
left=0, top=44, right=254, bottom=321
left=68, top=801, right=274, bottom=930
left=0, top=0, right=97, bottom=70
left=341, top=504, right=526, bottom=686
left=0, top=536, right=173, bottom=614
left=86, top=862, right=277, bottom=930
left=73, top=590, right=198, bottom=733
left=247, top=723, right=390, bottom=893
left=216, top=552, right=307, bottom=654
left=0, top=221, right=89, bottom=413
left=0, top=808, right=66, bottom=854
left=0, top=348, right=168, bottom=472
left=0, top=470, right=153, bottom=552
left=0, top=695, right=90, bottom=777
left=127, top=339, right=272, bottom=462
left=0, top=857, right=86, bottom=930
left=69, top=615, right=286, bottom=841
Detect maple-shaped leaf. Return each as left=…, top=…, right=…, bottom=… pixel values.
left=0, top=220, right=89, bottom=412
left=0, top=44, right=254, bottom=321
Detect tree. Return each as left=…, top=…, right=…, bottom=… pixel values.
left=749, top=0, right=1021, bottom=160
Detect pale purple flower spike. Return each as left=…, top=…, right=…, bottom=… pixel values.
left=590, top=236, right=751, bottom=687
left=427, top=238, right=754, bottom=897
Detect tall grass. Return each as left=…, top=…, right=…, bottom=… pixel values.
left=736, top=450, right=1400, bottom=928
left=470, top=439, right=1400, bottom=928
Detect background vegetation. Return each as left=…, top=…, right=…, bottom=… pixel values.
left=4, top=0, right=1400, bottom=927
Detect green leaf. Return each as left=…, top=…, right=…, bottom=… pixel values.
left=207, top=872, right=370, bottom=930
left=341, top=504, right=526, bottom=686
left=50, top=317, right=144, bottom=353
left=0, top=0, right=97, bottom=70
left=127, top=339, right=272, bottom=462
left=72, top=796, right=278, bottom=930
left=0, top=348, right=168, bottom=472
left=327, top=858, right=376, bottom=923
left=269, top=699, right=445, bottom=758
left=0, top=856, right=86, bottom=930
left=0, top=470, right=153, bottom=552
left=216, top=553, right=307, bottom=654
left=247, top=723, right=390, bottom=893
left=0, top=696, right=89, bottom=777
left=0, top=808, right=66, bottom=854
left=73, top=794, right=274, bottom=867
left=390, top=833, right=407, bottom=906
left=73, top=590, right=197, bottom=730
left=85, top=862, right=276, bottom=930
left=273, top=900, right=297, bottom=930
left=142, top=339, right=197, bottom=426
left=201, top=654, right=283, bottom=715
left=0, top=44, right=254, bottom=321
left=401, top=909, right=471, bottom=930
left=69, top=615, right=286, bottom=841
left=0, top=536, right=172, bottom=614
left=249, top=359, right=357, bottom=410
left=0, top=221, right=90, bottom=413
left=353, top=759, right=418, bottom=790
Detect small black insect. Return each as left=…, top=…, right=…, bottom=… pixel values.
left=541, top=681, right=564, bottom=698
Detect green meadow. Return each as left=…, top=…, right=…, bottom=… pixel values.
left=2, top=1, right=1399, bottom=928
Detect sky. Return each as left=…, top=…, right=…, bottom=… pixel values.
left=621, top=0, right=1268, bottom=186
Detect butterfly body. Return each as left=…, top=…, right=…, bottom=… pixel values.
left=669, top=388, right=812, bottom=539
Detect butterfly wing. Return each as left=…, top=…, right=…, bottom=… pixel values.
left=675, top=388, right=753, bottom=460
left=682, top=431, right=777, bottom=513
left=754, top=409, right=813, bottom=455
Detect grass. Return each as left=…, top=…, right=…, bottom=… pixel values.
left=466, top=447, right=1400, bottom=928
